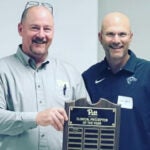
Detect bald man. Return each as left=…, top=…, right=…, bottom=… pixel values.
left=0, top=2, right=87, bottom=150
left=83, top=12, right=150, bottom=150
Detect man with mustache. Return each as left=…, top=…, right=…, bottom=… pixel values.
left=82, top=12, right=150, bottom=150
left=0, top=1, right=87, bottom=150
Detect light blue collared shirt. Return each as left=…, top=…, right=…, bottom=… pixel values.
left=0, top=45, right=87, bottom=150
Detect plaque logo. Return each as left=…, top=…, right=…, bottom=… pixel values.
left=87, top=109, right=98, bottom=116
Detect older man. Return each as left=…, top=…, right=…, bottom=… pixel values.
left=0, top=1, right=87, bottom=150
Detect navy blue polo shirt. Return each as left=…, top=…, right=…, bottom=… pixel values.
left=82, top=50, right=150, bottom=150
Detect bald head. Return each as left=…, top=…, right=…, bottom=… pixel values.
left=98, top=12, right=133, bottom=71
left=101, top=12, right=131, bottom=33
left=20, top=6, right=53, bottom=23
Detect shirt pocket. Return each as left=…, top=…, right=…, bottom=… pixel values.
left=55, top=80, right=73, bottom=101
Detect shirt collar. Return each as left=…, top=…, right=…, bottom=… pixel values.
left=123, top=50, right=137, bottom=73
left=103, top=50, right=137, bottom=74
left=16, top=45, right=50, bottom=69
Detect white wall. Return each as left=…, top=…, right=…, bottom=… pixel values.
left=2, top=1, right=148, bottom=73
left=0, top=0, right=99, bottom=73
left=98, top=0, right=150, bottom=61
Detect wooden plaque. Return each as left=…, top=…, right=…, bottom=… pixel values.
left=62, top=98, right=121, bottom=150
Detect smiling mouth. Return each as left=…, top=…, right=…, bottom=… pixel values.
left=32, top=38, right=47, bottom=44
left=109, top=45, right=123, bottom=50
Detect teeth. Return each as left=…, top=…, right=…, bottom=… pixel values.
left=110, top=45, right=122, bottom=49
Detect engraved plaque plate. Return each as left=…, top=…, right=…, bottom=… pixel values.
left=62, top=98, right=121, bottom=150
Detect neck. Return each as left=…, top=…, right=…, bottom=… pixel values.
left=34, top=57, right=46, bottom=67
left=108, top=55, right=130, bottom=73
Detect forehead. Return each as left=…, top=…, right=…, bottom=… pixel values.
left=103, top=25, right=130, bottom=33
left=24, top=6, right=54, bottom=25
left=102, top=14, right=131, bottom=33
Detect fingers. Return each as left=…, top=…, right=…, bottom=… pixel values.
left=36, top=108, right=68, bottom=131
left=57, top=109, right=68, bottom=121
left=54, top=109, right=68, bottom=130
left=50, top=110, right=64, bottom=130
left=51, top=108, right=68, bottom=131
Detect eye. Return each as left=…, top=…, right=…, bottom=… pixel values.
left=105, top=32, right=115, bottom=37
left=44, top=27, right=52, bottom=33
left=118, top=32, right=128, bottom=37
left=30, top=26, right=40, bottom=31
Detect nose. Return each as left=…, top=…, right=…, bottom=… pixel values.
left=112, top=34, right=121, bottom=43
left=36, top=28, right=45, bottom=38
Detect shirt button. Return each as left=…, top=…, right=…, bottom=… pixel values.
left=41, top=134, right=45, bottom=138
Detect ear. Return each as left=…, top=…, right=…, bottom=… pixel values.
left=129, top=32, right=133, bottom=42
left=98, top=32, right=103, bottom=43
left=130, top=32, right=133, bottom=39
left=18, top=23, right=23, bottom=36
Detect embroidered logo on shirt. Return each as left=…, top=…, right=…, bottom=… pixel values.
left=126, top=76, right=137, bottom=85
left=56, top=80, right=69, bottom=88
left=95, top=78, right=105, bottom=84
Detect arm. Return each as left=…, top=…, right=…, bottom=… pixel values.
left=0, top=79, right=37, bottom=136
left=0, top=79, right=68, bottom=135
left=0, top=109, right=37, bottom=136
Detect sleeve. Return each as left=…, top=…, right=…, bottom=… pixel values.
left=0, top=79, right=37, bottom=136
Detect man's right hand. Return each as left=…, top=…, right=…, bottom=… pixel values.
left=36, top=108, right=68, bottom=131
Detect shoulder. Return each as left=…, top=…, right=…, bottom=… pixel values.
left=49, top=57, right=83, bottom=83
left=135, top=57, right=150, bottom=75
left=0, top=54, right=17, bottom=71
left=82, top=60, right=105, bottom=78
left=136, top=56, right=150, bottom=68
left=129, top=50, right=150, bottom=68
left=50, top=57, right=80, bottom=74
left=127, top=50, right=150, bottom=74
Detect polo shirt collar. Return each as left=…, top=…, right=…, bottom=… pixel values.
left=103, top=50, right=138, bottom=74
left=123, top=50, right=137, bottom=73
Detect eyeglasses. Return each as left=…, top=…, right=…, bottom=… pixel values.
left=25, top=1, right=53, bottom=14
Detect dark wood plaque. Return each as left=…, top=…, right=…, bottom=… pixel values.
left=62, top=98, right=121, bottom=150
